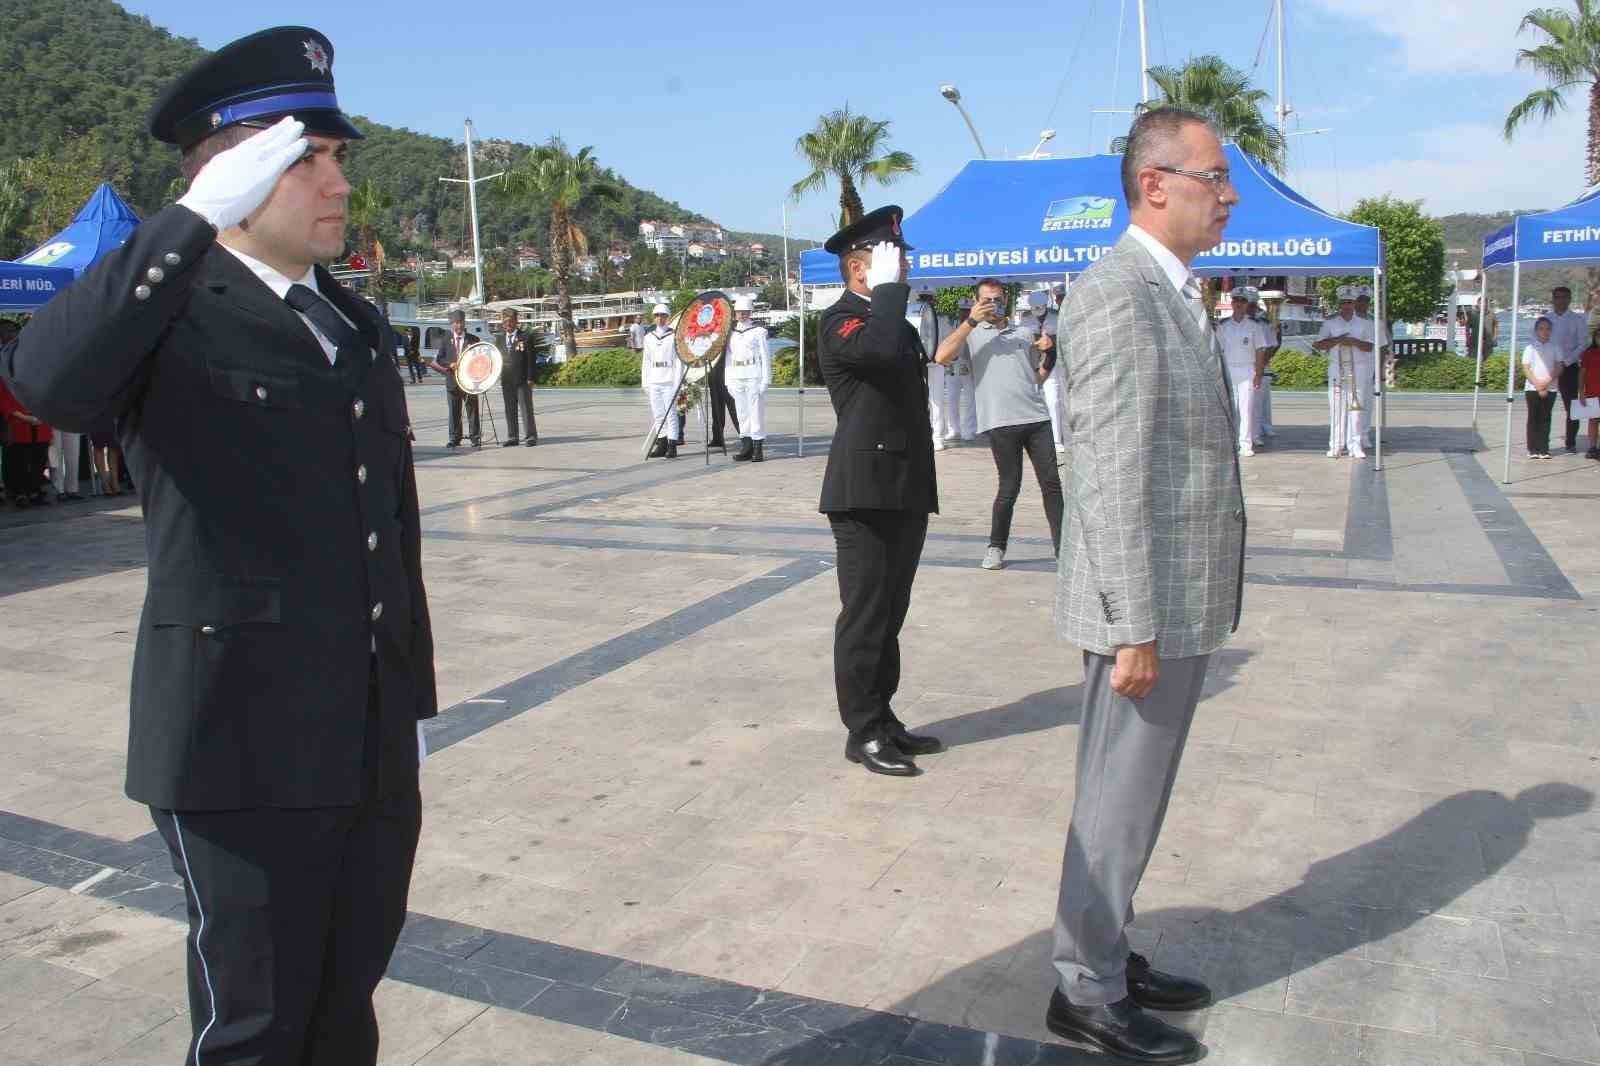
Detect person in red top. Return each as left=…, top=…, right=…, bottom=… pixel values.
left=1576, top=326, right=1600, bottom=459
left=0, top=376, right=53, bottom=506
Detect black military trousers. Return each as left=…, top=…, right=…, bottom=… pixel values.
left=446, top=387, right=481, bottom=444
left=502, top=380, right=537, bottom=443
left=150, top=688, right=421, bottom=1066
left=1559, top=362, right=1582, bottom=449
left=829, top=509, right=929, bottom=738
left=709, top=358, right=739, bottom=443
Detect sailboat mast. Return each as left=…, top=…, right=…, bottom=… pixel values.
left=464, top=119, right=486, bottom=308
left=1275, top=0, right=1289, bottom=134
left=1137, top=0, right=1151, bottom=103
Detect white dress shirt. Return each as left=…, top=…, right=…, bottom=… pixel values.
left=1547, top=308, right=1588, bottom=368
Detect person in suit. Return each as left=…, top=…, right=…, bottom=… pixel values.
left=404, top=327, right=424, bottom=383
left=1046, top=108, right=1245, bottom=1064
left=1, top=27, right=437, bottom=1065
left=431, top=308, right=481, bottom=446
left=817, top=205, right=944, bottom=778
left=707, top=305, right=740, bottom=450
left=498, top=308, right=538, bottom=446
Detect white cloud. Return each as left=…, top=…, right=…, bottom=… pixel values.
left=1288, top=110, right=1590, bottom=216
left=1302, top=0, right=1543, bottom=73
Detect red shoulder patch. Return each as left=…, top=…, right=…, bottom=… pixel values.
left=836, top=317, right=866, bottom=339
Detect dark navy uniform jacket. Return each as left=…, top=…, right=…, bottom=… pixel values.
left=816, top=283, right=938, bottom=515
left=1, top=204, right=437, bottom=810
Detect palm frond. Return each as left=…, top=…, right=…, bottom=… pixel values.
left=1505, top=87, right=1570, bottom=138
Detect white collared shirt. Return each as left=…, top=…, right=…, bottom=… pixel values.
left=1547, top=308, right=1587, bottom=367
left=221, top=244, right=355, bottom=367
left=1126, top=224, right=1191, bottom=297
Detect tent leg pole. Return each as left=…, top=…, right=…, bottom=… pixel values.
left=797, top=284, right=806, bottom=457
left=1374, top=267, right=1384, bottom=472
left=1471, top=277, right=1487, bottom=447
left=1503, top=265, right=1521, bottom=484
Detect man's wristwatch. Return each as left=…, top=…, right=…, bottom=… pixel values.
left=965, top=317, right=980, bottom=329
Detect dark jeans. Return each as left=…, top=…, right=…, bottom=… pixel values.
left=502, top=380, right=537, bottom=442
left=405, top=354, right=423, bottom=383
left=1526, top=390, right=1557, bottom=454
left=709, top=357, right=738, bottom=443
left=986, top=420, right=1064, bottom=552
left=2, top=440, right=48, bottom=499
left=446, top=388, right=480, bottom=443
left=829, top=510, right=929, bottom=739
left=1559, top=362, right=1581, bottom=448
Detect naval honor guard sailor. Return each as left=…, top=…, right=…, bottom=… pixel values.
left=1314, top=285, right=1374, bottom=458
left=1, top=26, right=436, bottom=1064
left=642, top=301, right=681, bottom=458
left=727, top=294, right=771, bottom=462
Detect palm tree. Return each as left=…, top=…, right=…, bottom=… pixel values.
left=1505, top=2, right=1600, bottom=185
left=791, top=106, right=917, bottom=227
left=346, top=178, right=393, bottom=313
left=503, top=138, right=615, bottom=358
left=1113, top=55, right=1286, bottom=173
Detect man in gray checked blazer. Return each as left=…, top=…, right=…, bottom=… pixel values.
left=1045, top=109, right=1245, bottom=1065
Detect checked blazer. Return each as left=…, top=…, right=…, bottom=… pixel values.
left=1054, top=234, right=1246, bottom=660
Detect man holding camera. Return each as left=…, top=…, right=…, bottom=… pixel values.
left=934, top=278, right=1063, bottom=571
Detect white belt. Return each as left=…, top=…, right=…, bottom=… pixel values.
left=652, top=361, right=672, bottom=368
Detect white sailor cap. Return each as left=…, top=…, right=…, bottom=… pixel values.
left=1356, top=285, right=1373, bottom=299
left=958, top=296, right=974, bottom=309
left=1026, top=290, right=1050, bottom=310
left=652, top=302, right=671, bottom=315
left=1230, top=287, right=1252, bottom=302
left=1336, top=285, right=1358, bottom=301
left=733, top=294, right=755, bottom=312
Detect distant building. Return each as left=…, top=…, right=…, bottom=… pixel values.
left=644, top=233, right=689, bottom=260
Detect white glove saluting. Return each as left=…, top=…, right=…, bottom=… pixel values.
left=866, top=240, right=902, bottom=289
left=178, top=116, right=308, bottom=232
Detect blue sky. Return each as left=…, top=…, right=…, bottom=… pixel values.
left=122, top=0, right=1586, bottom=241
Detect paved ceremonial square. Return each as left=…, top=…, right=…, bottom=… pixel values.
left=1, top=383, right=1598, bottom=1065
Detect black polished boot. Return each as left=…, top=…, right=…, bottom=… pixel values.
left=751, top=440, right=765, bottom=463
left=1126, top=953, right=1211, bottom=1011
left=844, top=732, right=918, bottom=777
left=664, top=440, right=678, bottom=459
left=732, top=436, right=754, bottom=462
left=1045, top=990, right=1200, bottom=1064
left=648, top=438, right=668, bottom=459
left=887, top=722, right=944, bottom=756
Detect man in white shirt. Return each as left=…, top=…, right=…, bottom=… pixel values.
left=1217, top=287, right=1273, bottom=456
left=1314, top=286, right=1374, bottom=459
left=641, top=302, right=681, bottom=458
left=1548, top=285, right=1589, bottom=453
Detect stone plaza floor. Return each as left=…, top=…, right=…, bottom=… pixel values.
left=0, top=383, right=1597, bottom=1065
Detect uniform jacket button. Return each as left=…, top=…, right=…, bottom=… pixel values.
left=164, top=252, right=181, bottom=266
left=134, top=284, right=151, bottom=300
left=356, top=464, right=368, bottom=484
left=875, top=442, right=884, bottom=450
left=367, top=532, right=378, bottom=551
left=146, top=266, right=165, bottom=284
left=255, top=385, right=268, bottom=401
left=1233, top=508, right=1245, bottom=521
left=353, top=399, right=365, bottom=419
left=371, top=602, right=383, bottom=621
left=200, top=625, right=216, bottom=635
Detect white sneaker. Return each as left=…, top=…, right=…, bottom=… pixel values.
left=1055, top=443, right=1066, bottom=454
left=1326, top=449, right=1342, bottom=458
left=1239, top=445, right=1255, bottom=457
left=942, top=432, right=959, bottom=443
left=933, top=438, right=946, bottom=451
left=981, top=547, right=1005, bottom=570
left=1349, top=448, right=1367, bottom=459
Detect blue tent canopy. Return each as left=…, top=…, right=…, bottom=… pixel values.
left=0, top=262, right=74, bottom=311
left=1481, top=184, right=1600, bottom=270
left=16, top=183, right=141, bottom=276
left=799, top=144, right=1382, bottom=286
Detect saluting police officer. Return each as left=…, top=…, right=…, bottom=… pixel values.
left=1, top=27, right=436, bottom=1065
left=642, top=302, right=681, bottom=458
left=726, top=294, right=771, bottom=462
left=498, top=307, right=538, bottom=446
left=818, top=206, right=943, bottom=777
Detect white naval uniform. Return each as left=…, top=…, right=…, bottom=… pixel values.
left=1357, top=315, right=1387, bottom=447
left=641, top=326, right=682, bottom=439
left=1040, top=307, right=1067, bottom=448
left=1252, top=314, right=1278, bottom=440
left=725, top=322, right=771, bottom=440
left=918, top=306, right=959, bottom=440
left=1217, top=315, right=1266, bottom=451
left=1316, top=313, right=1374, bottom=456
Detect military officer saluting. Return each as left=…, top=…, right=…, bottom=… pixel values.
left=2, top=27, right=436, bottom=1064
left=642, top=301, right=681, bottom=458
left=818, top=206, right=943, bottom=777
left=726, top=294, right=772, bottom=462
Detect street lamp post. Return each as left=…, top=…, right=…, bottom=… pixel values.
left=1025, top=129, right=1057, bottom=159
left=939, top=85, right=988, bottom=159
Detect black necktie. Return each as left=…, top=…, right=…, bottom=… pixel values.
left=284, top=283, right=366, bottom=379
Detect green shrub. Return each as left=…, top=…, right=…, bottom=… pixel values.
left=550, top=347, right=640, bottom=387
left=771, top=352, right=798, bottom=386
left=1266, top=348, right=1328, bottom=389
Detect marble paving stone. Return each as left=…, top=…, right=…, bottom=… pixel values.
left=22, top=906, right=185, bottom=978
left=109, top=1015, right=196, bottom=1065
left=412, top=1005, right=603, bottom=1065
left=1285, top=955, right=1443, bottom=1035
left=1356, top=1026, right=1528, bottom=1066
left=0, top=979, right=181, bottom=1065
left=386, top=944, right=555, bottom=1011
left=1363, top=911, right=1510, bottom=978
left=1428, top=970, right=1600, bottom=1063
left=373, top=978, right=491, bottom=1065
left=0, top=954, right=97, bottom=1030
left=1205, top=1003, right=1364, bottom=1066
left=100, top=939, right=189, bottom=1006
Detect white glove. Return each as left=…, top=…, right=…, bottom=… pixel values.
left=178, top=117, right=308, bottom=231
left=866, top=241, right=901, bottom=289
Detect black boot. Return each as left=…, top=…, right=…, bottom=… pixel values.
left=751, top=440, right=765, bottom=463
left=648, top=438, right=668, bottom=459
left=665, top=440, right=678, bottom=459
left=732, top=436, right=754, bottom=462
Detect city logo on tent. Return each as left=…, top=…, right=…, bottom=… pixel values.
left=18, top=241, right=76, bottom=267
left=1042, top=196, right=1115, bottom=233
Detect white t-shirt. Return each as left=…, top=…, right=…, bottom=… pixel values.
left=1523, top=340, right=1560, bottom=392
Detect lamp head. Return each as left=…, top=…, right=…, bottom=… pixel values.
left=939, top=85, right=961, bottom=103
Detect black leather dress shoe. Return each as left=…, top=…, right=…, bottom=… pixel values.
left=845, top=733, right=919, bottom=776
left=503, top=439, right=520, bottom=447
left=1045, top=990, right=1200, bottom=1064
left=1127, top=953, right=1211, bottom=1012
left=888, top=724, right=945, bottom=756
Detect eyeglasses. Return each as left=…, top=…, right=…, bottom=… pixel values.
left=1153, top=165, right=1234, bottom=189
